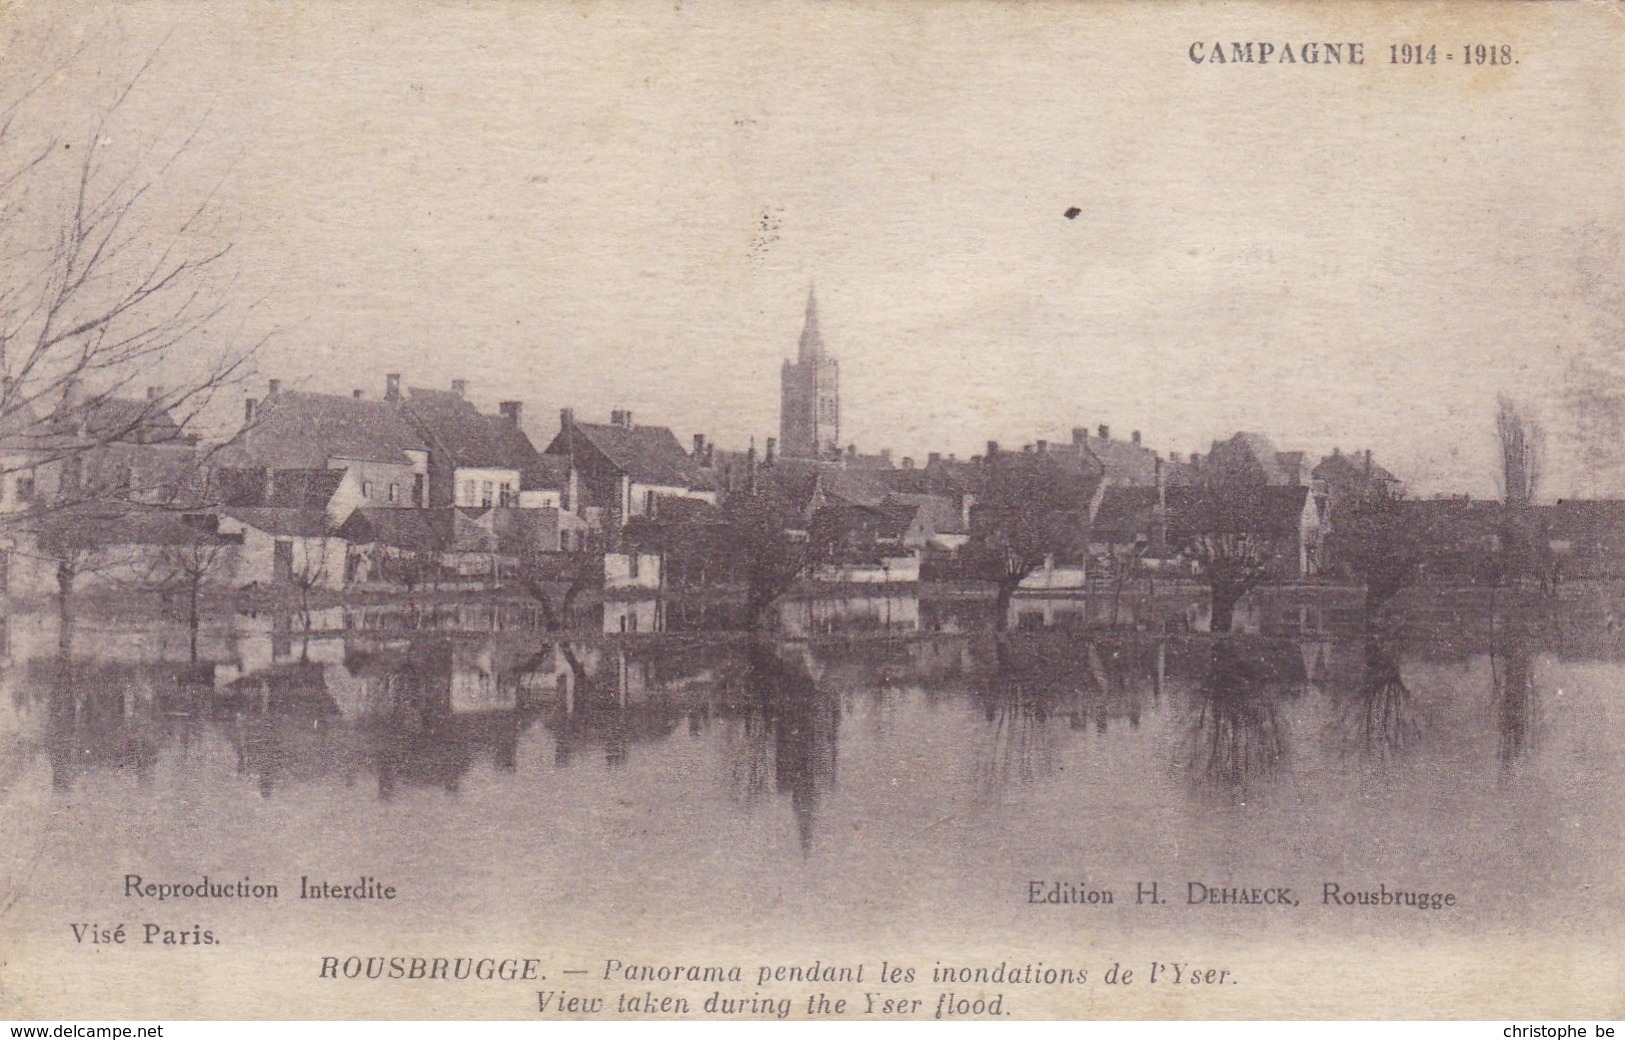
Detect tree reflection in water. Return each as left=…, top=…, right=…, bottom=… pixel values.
left=1178, top=638, right=1296, bottom=801
left=1331, top=639, right=1422, bottom=763
left=545, top=642, right=682, bottom=770
left=972, top=636, right=1157, bottom=794
left=718, top=643, right=839, bottom=853
left=973, top=649, right=1064, bottom=793
left=1491, top=628, right=1539, bottom=769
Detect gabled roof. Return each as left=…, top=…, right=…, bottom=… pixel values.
left=1313, top=449, right=1400, bottom=485
left=814, top=502, right=914, bottom=541
left=525, top=453, right=571, bottom=492
left=338, top=507, right=456, bottom=552
left=53, top=395, right=189, bottom=446
left=219, top=468, right=348, bottom=510
left=221, top=391, right=427, bottom=468
left=1211, top=432, right=1296, bottom=485
left=1091, top=486, right=1160, bottom=542
left=402, top=390, right=544, bottom=474
left=1402, top=498, right=1502, bottom=539
left=1537, top=500, right=1625, bottom=552
left=550, top=421, right=700, bottom=488
left=33, top=501, right=233, bottom=550
left=223, top=507, right=334, bottom=538
left=1082, top=438, right=1158, bottom=486
left=1165, top=484, right=1312, bottom=542
left=881, top=492, right=967, bottom=534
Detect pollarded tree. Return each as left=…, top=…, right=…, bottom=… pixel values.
left=1326, top=482, right=1426, bottom=618
left=961, top=452, right=1093, bottom=631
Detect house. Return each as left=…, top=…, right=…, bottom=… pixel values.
left=218, top=508, right=348, bottom=590
left=1312, top=447, right=1405, bottom=523
left=521, top=453, right=576, bottom=511
left=605, top=549, right=663, bottom=591
left=215, top=467, right=367, bottom=527
left=880, top=492, right=969, bottom=551
left=1071, top=424, right=1159, bottom=487
left=218, top=377, right=430, bottom=509
left=1088, top=485, right=1163, bottom=560
left=1536, top=500, right=1625, bottom=580
left=1202, top=432, right=1309, bottom=487
left=544, top=409, right=716, bottom=531
left=0, top=394, right=67, bottom=515
left=968, top=445, right=1104, bottom=590
left=339, top=506, right=569, bottom=584
left=1402, top=497, right=1504, bottom=584
left=53, top=388, right=207, bottom=507
left=401, top=384, right=574, bottom=510
left=9, top=500, right=240, bottom=597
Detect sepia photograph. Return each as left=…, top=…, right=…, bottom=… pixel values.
left=0, top=0, right=1621, bottom=1023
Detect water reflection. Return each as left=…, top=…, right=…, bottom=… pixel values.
left=1330, top=640, right=1422, bottom=763
left=1176, top=639, right=1302, bottom=801
left=2, top=591, right=1606, bottom=860
left=1491, top=629, right=1539, bottom=769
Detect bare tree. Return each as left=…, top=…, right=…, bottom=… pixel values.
left=1496, top=395, right=1545, bottom=586
left=0, top=35, right=263, bottom=527
left=1496, top=395, right=1543, bottom=511
left=961, top=453, right=1091, bottom=633
left=1326, top=482, right=1426, bottom=619
left=142, top=535, right=230, bottom=661
left=1187, top=532, right=1269, bottom=634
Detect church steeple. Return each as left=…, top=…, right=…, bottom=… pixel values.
left=798, top=284, right=823, bottom=361
left=781, top=282, right=839, bottom=459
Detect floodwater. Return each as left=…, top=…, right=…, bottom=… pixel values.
left=1, top=588, right=1622, bottom=1016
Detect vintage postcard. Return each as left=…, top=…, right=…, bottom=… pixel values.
left=0, top=0, right=1621, bottom=1023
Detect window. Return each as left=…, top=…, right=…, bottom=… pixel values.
left=628, top=553, right=640, bottom=579
left=388, top=483, right=399, bottom=504
left=499, top=482, right=513, bottom=506
left=362, top=480, right=374, bottom=499
left=644, top=489, right=657, bottom=515
left=16, top=474, right=35, bottom=501
left=463, top=479, right=476, bottom=505
left=481, top=480, right=494, bottom=507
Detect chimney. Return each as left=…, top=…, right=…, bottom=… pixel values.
left=902, top=457, right=914, bottom=470
left=1332, top=445, right=1342, bottom=457
left=1131, top=430, right=1141, bottom=446
left=267, top=378, right=281, bottom=397
left=1364, top=449, right=1372, bottom=476
left=765, top=437, right=776, bottom=465
left=1170, top=451, right=1182, bottom=465
left=847, top=443, right=856, bottom=459
left=1072, top=426, right=1087, bottom=446
left=499, top=401, right=522, bottom=427
left=1098, top=424, right=1110, bottom=441
left=928, top=452, right=942, bottom=466
left=244, top=398, right=257, bottom=424
left=451, top=379, right=467, bottom=398
left=1036, top=439, right=1048, bottom=455
left=559, top=407, right=574, bottom=429
left=693, top=434, right=705, bottom=457
left=879, top=448, right=891, bottom=464
left=146, top=386, right=163, bottom=402
left=385, top=374, right=401, bottom=402
left=986, top=440, right=999, bottom=457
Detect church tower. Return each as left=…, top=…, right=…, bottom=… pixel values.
left=779, top=286, right=840, bottom=459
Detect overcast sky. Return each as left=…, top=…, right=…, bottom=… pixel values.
left=9, top=1, right=1625, bottom=497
